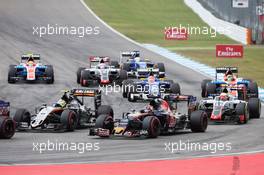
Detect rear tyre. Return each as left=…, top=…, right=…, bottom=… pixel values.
left=0, top=118, right=15, bottom=139
left=157, top=63, right=165, bottom=78
left=46, top=65, right=54, bottom=84
left=60, top=110, right=77, bottom=131
left=116, top=70, right=127, bottom=85
left=248, top=82, right=259, bottom=98
left=122, top=63, right=130, bottom=72
left=205, top=83, right=216, bottom=96
left=122, top=79, right=134, bottom=98
left=201, top=79, right=211, bottom=97
left=80, top=70, right=91, bottom=87
left=248, top=98, right=261, bottom=119
left=190, top=110, right=208, bottom=132
left=97, top=105, right=114, bottom=117
left=170, top=83, right=181, bottom=94
left=8, top=65, right=16, bottom=84
left=110, top=61, right=119, bottom=68
left=236, top=103, right=249, bottom=124
left=77, top=67, right=85, bottom=84
left=142, top=116, right=160, bottom=138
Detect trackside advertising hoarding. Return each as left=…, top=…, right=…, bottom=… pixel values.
left=164, top=27, right=188, bottom=40
left=216, top=45, right=244, bottom=58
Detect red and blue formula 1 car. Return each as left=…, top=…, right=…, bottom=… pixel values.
left=201, top=67, right=258, bottom=100
left=8, top=53, right=54, bottom=84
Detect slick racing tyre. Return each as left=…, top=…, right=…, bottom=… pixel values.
left=116, top=70, right=128, bottom=85
left=248, top=98, right=261, bottom=119
left=170, top=83, right=181, bottom=94
left=60, top=110, right=77, bottom=131
left=97, top=105, right=114, bottom=117
left=122, top=79, right=134, bottom=98
left=0, top=117, right=15, bottom=139
left=13, top=108, right=31, bottom=129
left=8, top=65, right=16, bottom=84
left=235, top=103, right=249, bottom=124
left=95, top=114, right=114, bottom=137
left=205, top=83, right=216, bottom=97
left=190, top=110, right=208, bottom=132
left=77, top=67, right=85, bottom=84
left=143, top=116, right=160, bottom=138
left=80, top=70, right=91, bottom=87
left=248, top=82, right=259, bottom=98
left=110, top=61, right=119, bottom=68
left=157, top=63, right=165, bottom=78
left=201, top=79, right=211, bottom=97
left=122, top=63, right=130, bottom=72
left=46, top=65, right=54, bottom=84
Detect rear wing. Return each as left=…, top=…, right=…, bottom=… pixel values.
left=216, top=67, right=238, bottom=73
left=21, top=54, right=41, bottom=62
left=164, top=94, right=197, bottom=104
left=89, top=56, right=110, bottom=62
left=120, top=51, right=140, bottom=62
left=71, top=89, right=101, bottom=109
left=89, top=56, right=110, bottom=68
left=215, top=67, right=238, bottom=80
left=0, top=101, right=10, bottom=117
left=71, top=89, right=101, bottom=97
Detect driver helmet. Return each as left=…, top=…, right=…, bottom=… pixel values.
left=149, top=99, right=162, bottom=110
left=226, top=74, right=233, bottom=82
left=148, top=75, right=155, bottom=84
left=27, top=55, right=35, bottom=65
left=98, top=63, right=106, bottom=69
left=55, top=99, right=66, bottom=108
left=219, top=93, right=228, bottom=101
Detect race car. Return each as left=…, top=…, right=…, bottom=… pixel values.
left=197, top=92, right=261, bottom=124
left=201, top=67, right=258, bottom=100
left=0, top=100, right=15, bottom=139
left=120, top=51, right=165, bottom=78
left=8, top=53, right=54, bottom=84
left=77, top=57, right=126, bottom=86
left=13, top=89, right=113, bottom=131
left=89, top=94, right=208, bottom=138
left=122, top=73, right=181, bottom=102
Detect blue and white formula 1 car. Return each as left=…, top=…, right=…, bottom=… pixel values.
left=0, top=100, right=15, bottom=139
left=201, top=67, right=258, bottom=100
left=120, top=51, right=165, bottom=78
left=122, top=73, right=181, bottom=102
left=8, top=53, right=54, bottom=84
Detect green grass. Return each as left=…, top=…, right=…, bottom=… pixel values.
left=85, top=0, right=264, bottom=86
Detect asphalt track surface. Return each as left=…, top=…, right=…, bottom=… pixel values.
left=0, top=0, right=263, bottom=165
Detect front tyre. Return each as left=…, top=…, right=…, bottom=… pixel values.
left=190, top=110, right=208, bottom=132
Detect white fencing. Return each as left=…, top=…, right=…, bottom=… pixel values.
left=184, top=0, right=249, bottom=45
